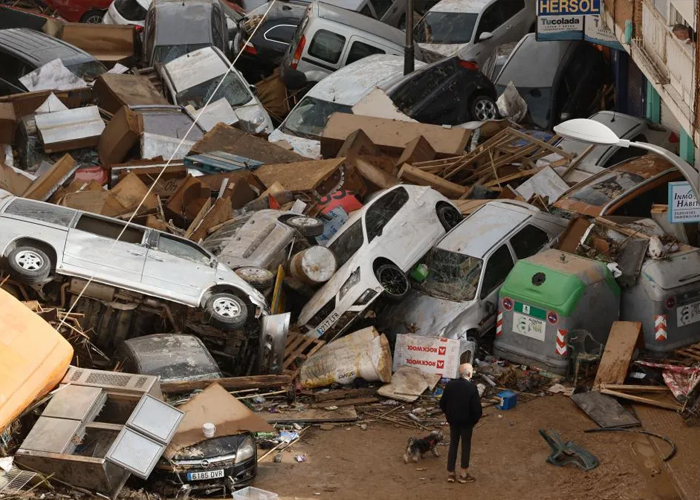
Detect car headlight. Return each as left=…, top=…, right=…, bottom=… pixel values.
left=339, top=268, right=361, bottom=301
left=235, top=436, right=255, bottom=464
left=354, top=289, right=377, bottom=306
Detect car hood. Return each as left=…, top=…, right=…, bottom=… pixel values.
left=170, top=434, right=249, bottom=461
left=378, top=289, right=479, bottom=339
left=268, top=129, right=320, bottom=159
left=417, top=42, right=467, bottom=57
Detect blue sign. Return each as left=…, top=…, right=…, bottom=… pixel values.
left=668, top=181, right=700, bottom=223
left=537, top=0, right=600, bottom=16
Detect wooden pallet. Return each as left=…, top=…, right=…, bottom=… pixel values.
left=283, top=331, right=326, bottom=378
left=677, top=342, right=700, bottom=362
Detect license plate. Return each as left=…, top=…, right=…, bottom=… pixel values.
left=512, top=312, right=546, bottom=341
left=315, top=311, right=339, bottom=336
left=187, top=469, right=224, bottom=481
left=677, top=300, right=700, bottom=326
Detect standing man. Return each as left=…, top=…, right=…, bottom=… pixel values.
left=439, top=363, right=482, bottom=484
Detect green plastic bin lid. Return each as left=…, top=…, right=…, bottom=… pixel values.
left=499, top=250, right=620, bottom=317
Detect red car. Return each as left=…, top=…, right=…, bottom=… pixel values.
left=45, top=0, right=113, bottom=23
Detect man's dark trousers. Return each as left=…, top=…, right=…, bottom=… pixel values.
left=447, top=424, right=473, bottom=472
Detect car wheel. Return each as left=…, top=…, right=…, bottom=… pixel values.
left=470, top=95, right=499, bottom=121
left=375, top=263, right=409, bottom=301
left=7, top=246, right=52, bottom=284
left=284, top=215, right=324, bottom=237
left=81, top=9, right=105, bottom=23
left=205, top=293, right=248, bottom=330
left=235, top=267, right=275, bottom=290
left=436, top=204, right=462, bottom=231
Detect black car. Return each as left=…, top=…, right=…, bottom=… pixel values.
left=235, top=16, right=299, bottom=83
left=384, top=56, right=499, bottom=125
left=0, top=28, right=107, bottom=96
left=119, top=334, right=257, bottom=495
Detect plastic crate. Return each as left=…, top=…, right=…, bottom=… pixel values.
left=232, top=487, right=279, bottom=500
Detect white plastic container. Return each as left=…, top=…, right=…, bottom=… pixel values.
left=232, top=487, right=279, bottom=500
left=203, top=422, right=216, bottom=438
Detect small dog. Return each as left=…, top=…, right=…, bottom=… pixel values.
left=403, top=430, right=444, bottom=464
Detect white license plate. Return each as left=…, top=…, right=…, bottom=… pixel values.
left=677, top=300, right=700, bottom=326
left=187, top=469, right=224, bottom=481
left=512, top=312, right=546, bottom=341
left=315, top=311, right=339, bottom=336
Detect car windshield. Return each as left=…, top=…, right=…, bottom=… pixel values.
left=175, top=71, right=251, bottom=108
left=67, top=60, right=107, bottom=80
left=329, top=219, right=364, bottom=269
left=153, top=44, right=210, bottom=65
left=420, top=248, right=483, bottom=302
left=497, top=84, right=552, bottom=130
left=281, top=96, right=353, bottom=139
left=414, top=12, right=478, bottom=44
left=567, top=171, right=646, bottom=207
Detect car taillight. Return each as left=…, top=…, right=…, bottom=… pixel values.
left=244, top=41, right=257, bottom=55
left=291, top=35, right=306, bottom=69
left=459, top=59, right=478, bottom=71
left=666, top=296, right=676, bottom=309
left=669, top=132, right=680, bottom=143
left=133, top=25, right=144, bottom=33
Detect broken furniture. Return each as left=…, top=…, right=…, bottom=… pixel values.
left=539, top=429, right=599, bottom=471
left=566, top=330, right=604, bottom=387
left=15, top=367, right=183, bottom=499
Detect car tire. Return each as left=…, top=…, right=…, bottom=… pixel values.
left=284, top=215, right=324, bottom=237
left=235, top=267, right=275, bottom=290
left=81, top=9, right=105, bottom=23
left=470, top=94, right=499, bottom=121
left=205, top=293, right=248, bottom=330
left=375, top=263, right=409, bottom=301
left=436, top=204, right=462, bottom=231
left=7, top=246, right=52, bottom=284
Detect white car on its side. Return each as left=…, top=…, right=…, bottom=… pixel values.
left=298, top=185, right=463, bottom=340
left=415, top=0, right=536, bottom=67
left=103, top=0, right=149, bottom=26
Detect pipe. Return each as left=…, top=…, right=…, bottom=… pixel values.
left=584, top=427, right=676, bottom=461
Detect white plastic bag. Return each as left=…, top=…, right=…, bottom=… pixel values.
left=496, top=81, right=528, bottom=123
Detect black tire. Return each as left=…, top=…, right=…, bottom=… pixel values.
left=81, top=9, right=105, bottom=23
left=205, top=293, right=248, bottom=330
left=235, top=267, right=275, bottom=290
left=437, top=204, right=462, bottom=231
left=7, top=246, right=51, bottom=284
left=469, top=94, right=499, bottom=121
left=284, top=215, right=324, bottom=237
left=375, top=263, right=409, bottom=301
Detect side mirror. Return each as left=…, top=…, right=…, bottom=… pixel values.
left=478, top=31, right=493, bottom=42
left=485, top=301, right=496, bottom=315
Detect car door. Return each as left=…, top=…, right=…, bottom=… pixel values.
left=472, top=0, right=525, bottom=63
left=302, top=26, right=347, bottom=75
left=508, top=223, right=552, bottom=260
left=477, top=244, right=515, bottom=332
left=142, top=232, right=216, bottom=304
left=363, top=187, right=417, bottom=269
left=63, top=214, right=148, bottom=287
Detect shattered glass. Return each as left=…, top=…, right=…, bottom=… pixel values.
left=329, top=219, right=364, bottom=269
left=281, top=97, right=352, bottom=140
left=364, top=187, right=408, bottom=242
left=153, top=44, right=210, bottom=65
left=420, top=248, right=482, bottom=302
left=4, top=199, right=76, bottom=227
left=568, top=171, right=645, bottom=207
left=176, top=72, right=252, bottom=109
left=414, top=12, right=478, bottom=44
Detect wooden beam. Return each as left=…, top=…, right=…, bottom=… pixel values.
left=314, top=388, right=377, bottom=402
left=354, top=158, right=399, bottom=189
left=313, top=397, right=379, bottom=408
left=260, top=407, right=358, bottom=423
left=594, top=321, right=643, bottom=388
left=483, top=167, right=544, bottom=188
left=398, top=163, right=467, bottom=197
left=160, top=374, right=292, bottom=394
left=599, top=388, right=680, bottom=411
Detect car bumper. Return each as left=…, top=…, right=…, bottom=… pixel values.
left=154, top=458, right=257, bottom=493
left=302, top=290, right=380, bottom=339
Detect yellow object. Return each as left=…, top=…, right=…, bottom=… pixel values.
left=0, top=288, right=73, bottom=433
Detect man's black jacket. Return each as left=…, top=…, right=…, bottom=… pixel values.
left=439, top=377, right=482, bottom=427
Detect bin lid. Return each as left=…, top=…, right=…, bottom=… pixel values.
left=500, top=250, right=619, bottom=316
left=640, top=249, right=700, bottom=290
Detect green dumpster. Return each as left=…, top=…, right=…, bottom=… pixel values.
left=494, top=250, right=620, bottom=375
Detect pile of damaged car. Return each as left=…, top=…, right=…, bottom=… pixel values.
left=1, top=0, right=700, bottom=499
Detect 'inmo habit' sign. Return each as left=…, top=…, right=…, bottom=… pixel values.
left=537, top=0, right=600, bottom=16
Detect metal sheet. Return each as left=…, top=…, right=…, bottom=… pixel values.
left=19, top=58, right=87, bottom=92
left=165, top=47, right=228, bottom=92
left=105, top=427, right=166, bottom=479
left=571, top=391, right=640, bottom=428
left=516, top=166, right=569, bottom=203
left=34, top=106, right=105, bottom=149
left=19, top=417, right=82, bottom=454
left=125, top=394, right=184, bottom=443
left=42, top=385, right=106, bottom=422
left=259, top=312, right=291, bottom=374
left=141, top=132, right=196, bottom=160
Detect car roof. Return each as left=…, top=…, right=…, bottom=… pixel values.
left=557, top=111, right=650, bottom=158
left=0, top=28, right=96, bottom=68
left=306, top=54, right=425, bottom=105
left=437, top=201, right=535, bottom=257
left=152, top=0, right=216, bottom=45
left=312, top=1, right=405, bottom=45
left=428, top=0, right=491, bottom=14
left=496, top=33, right=578, bottom=88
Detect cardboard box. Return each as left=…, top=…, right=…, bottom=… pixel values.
left=98, top=106, right=144, bottom=166
left=59, top=23, right=137, bottom=66
left=94, top=74, right=168, bottom=115
left=0, top=103, right=17, bottom=144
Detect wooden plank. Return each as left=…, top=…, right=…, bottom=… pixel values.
left=254, top=158, right=345, bottom=192
left=599, top=388, right=680, bottom=411
left=305, top=340, right=326, bottom=358
left=483, top=167, right=544, bottom=188
left=354, top=158, right=399, bottom=189
left=603, top=385, right=670, bottom=392
left=23, top=154, right=76, bottom=201
left=183, top=197, right=212, bottom=239
left=594, top=321, right=643, bottom=388
left=313, top=397, right=379, bottom=408
left=188, top=197, right=233, bottom=243
left=284, top=334, right=307, bottom=356
left=398, top=163, right=467, bottom=197
left=508, top=129, right=571, bottom=158
left=160, top=374, right=292, bottom=394
left=314, top=388, right=378, bottom=402
left=259, top=406, right=358, bottom=423
left=396, top=136, right=436, bottom=167
left=284, top=336, right=315, bottom=369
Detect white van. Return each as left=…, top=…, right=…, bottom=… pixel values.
left=247, top=0, right=408, bottom=28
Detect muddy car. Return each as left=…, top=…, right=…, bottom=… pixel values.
left=0, top=190, right=267, bottom=331
left=378, top=201, right=567, bottom=342
left=298, top=185, right=462, bottom=339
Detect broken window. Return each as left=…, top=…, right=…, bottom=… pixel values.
left=421, top=248, right=483, bottom=302
left=153, top=44, right=210, bottom=65
left=75, top=215, right=145, bottom=245
left=4, top=199, right=76, bottom=227
left=365, top=187, right=409, bottom=242
left=480, top=245, right=514, bottom=299
left=568, top=171, right=646, bottom=207
left=175, top=71, right=251, bottom=109
left=510, top=225, right=550, bottom=259
left=414, top=12, right=478, bottom=44
left=329, top=219, right=364, bottom=269
left=391, top=60, right=455, bottom=112
left=282, top=96, right=352, bottom=139
left=308, top=30, right=345, bottom=64
left=346, top=41, right=386, bottom=65
left=155, top=235, right=211, bottom=264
